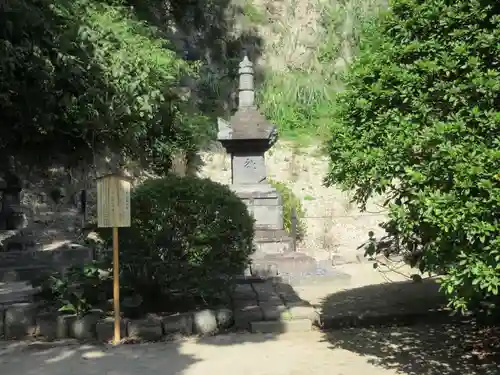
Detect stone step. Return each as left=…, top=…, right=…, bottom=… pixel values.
left=249, top=252, right=352, bottom=287
left=0, top=265, right=48, bottom=282
left=318, top=308, right=455, bottom=331
left=0, top=281, right=38, bottom=306
left=0, top=246, right=93, bottom=282
left=0, top=246, right=92, bottom=269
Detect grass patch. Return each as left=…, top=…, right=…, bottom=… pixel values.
left=258, top=0, right=387, bottom=144
left=258, top=69, right=340, bottom=144
left=241, top=0, right=267, bottom=25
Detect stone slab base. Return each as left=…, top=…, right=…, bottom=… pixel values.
left=253, top=229, right=293, bottom=256
left=249, top=252, right=352, bottom=287
left=0, top=265, right=48, bottom=283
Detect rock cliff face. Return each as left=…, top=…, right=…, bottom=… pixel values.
left=0, top=154, right=148, bottom=281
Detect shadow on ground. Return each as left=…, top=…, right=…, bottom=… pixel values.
left=319, top=278, right=448, bottom=324
left=0, top=280, right=309, bottom=374
left=0, top=340, right=198, bottom=375
left=319, top=279, right=500, bottom=375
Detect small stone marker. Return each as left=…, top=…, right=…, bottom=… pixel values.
left=4, top=303, right=36, bottom=339
left=127, top=317, right=163, bottom=341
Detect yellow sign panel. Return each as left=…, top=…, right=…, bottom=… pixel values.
left=96, top=174, right=132, bottom=228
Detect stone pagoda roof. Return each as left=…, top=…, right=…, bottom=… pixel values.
left=217, top=56, right=277, bottom=142
left=228, top=106, right=275, bottom=140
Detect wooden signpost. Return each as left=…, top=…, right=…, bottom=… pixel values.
left=96, top=172, right=132, bottom=344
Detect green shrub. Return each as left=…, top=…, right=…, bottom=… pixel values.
left=257, top=1, right=385, bottom=142
left=31, top=264, right=110, bottom=317
left=325, top=0, right=500, bottom=312
left=99, top=175, right=255, bottom=308
left=269, top=179, right=306, bottom=240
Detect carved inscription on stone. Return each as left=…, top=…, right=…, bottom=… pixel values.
left=244, top=158, right=256, bottom=170
left=232, top=155, right=266, bottom=184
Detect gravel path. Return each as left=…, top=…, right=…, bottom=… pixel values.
left=1, top=325, right=495, bottom=375
left=0, top=332, right=400, bottom=375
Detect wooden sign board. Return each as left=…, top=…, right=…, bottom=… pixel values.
left=96, top=173, right=132, bottom=228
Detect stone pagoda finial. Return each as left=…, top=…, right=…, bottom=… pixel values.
left=217, top=54, right=275, bottom=142
left=238, top=55, right=255, bottom=108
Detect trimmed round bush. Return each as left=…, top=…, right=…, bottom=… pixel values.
left=100, top=175, right=255, bottom=307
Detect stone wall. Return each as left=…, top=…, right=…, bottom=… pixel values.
left=0, top=151, right=163, bottom=251
left=0, top=280, right=319, bottom=341
left=0, top=153, right=156, bottom=281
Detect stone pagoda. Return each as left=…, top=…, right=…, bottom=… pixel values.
left=217, top=56, right=350, bottom=284
left=217, top=56, right=291, bottom=263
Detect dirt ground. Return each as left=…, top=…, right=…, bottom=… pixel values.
left=1, top=263, right=497, bottom=375
left=0, top=325, right=497, bottom=375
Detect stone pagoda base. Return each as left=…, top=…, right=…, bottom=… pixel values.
left=248, top=251, right=351, bottom=286
left=253, top=229, right=292, bottom=256
left=230, top=183, right=284, bottom=232
left=230, top=184, right=348, bottom=285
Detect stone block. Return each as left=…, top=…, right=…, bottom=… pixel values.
left=233, top=297, right=257, bottom=309
left=215, top=308, right=233, bottom=329
left=252, top=205, right=282, bottom=230
left=96, top=317, right=128, bottom=342
left=162, top=313, right=193, bottom=336
left=128, top=316, right=163, bottom=341
left=274, top=283, right=305, bottom=306
left=232, top=283, right=256, bottom=301
left=232, top=184, right=283, bottom=229
left=232, top=155, right=267, bottom=185
left=252, top=282, right=281, bottom=304
left=260, top=302, right=290, bottom=321
left=193, top=310, right=218, bottom=335
left=4, top=303, right=37, bottom=339
left=249, top=263, right=278, bottom=278
left=0, top=269, right=20, bottom=282
left=288, top=305, right=320, bottom=323
left=254, top=241, right=291, bottom=255
left=68, top=310, right=103, bottom=340
left=36, top=312, right=71, bottom=340
left=0, top=280, right=38, bottom=305
left=52, top=247, right=93, bottom=266
left=233, top=305, right=263, bottom=329
left=250, top=319, right=312, bottom=334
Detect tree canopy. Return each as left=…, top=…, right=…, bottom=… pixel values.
left=326, top=0, right=500, bottom=311
left=0, top=0, right=213, bottom=173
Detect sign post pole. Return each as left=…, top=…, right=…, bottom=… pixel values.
left=96, top=172, right=132, bottom=346
left=112, top=226, right=120, bottom=343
